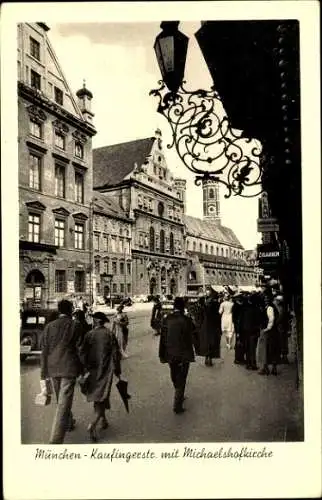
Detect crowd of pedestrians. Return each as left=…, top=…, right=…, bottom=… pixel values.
left=158, top=286, right=290, bottom=414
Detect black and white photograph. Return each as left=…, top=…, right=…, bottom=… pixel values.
left=2, top=2, right=321, bottom=499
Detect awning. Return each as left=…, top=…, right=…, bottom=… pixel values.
left=238, top=285, right=257, bottom=292
left=211, top=285, right=225, bottom=292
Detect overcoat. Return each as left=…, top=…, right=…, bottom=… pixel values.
left=81, top=326, right=121, bottom=407
left=159, top=311, right=198, bottom=364
left=197, top=297, right=221, bottom=357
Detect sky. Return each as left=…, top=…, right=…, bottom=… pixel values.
left=49, top=22, right=261, bottom=250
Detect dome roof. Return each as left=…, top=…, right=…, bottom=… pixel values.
left=76, top=80, right=93, bottom=99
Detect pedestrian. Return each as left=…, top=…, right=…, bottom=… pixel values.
left=219, top=293, right=235, bottom=350
left=197, top=288, right=222, bottom=366
left=40, top=299, right=84, bottom=444
left=232, top=293, right=245, bottom=364
left=112, top=304, right=129, bottom=358
left=73, top=309, right=91, bottom=343
left=273, top=294, right=289, bottom=364
left=150, top=295, right=162, bottom=336
left=243, top=293, right=262, bottom=370
left=80, top=312, right=121, bottom=442
left=159, top=296, right=198, bottom=414
left=257, top=293, right=279, bottom=375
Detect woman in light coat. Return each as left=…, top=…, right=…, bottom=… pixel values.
left=219, top=293, right=235, bottom=349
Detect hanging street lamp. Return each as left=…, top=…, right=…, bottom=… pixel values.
left=150, top=21, right=263, bottom=198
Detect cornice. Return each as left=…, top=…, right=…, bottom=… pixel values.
left=52, top=151, right=70, bottom=164
left=18, top=82, right=97, bottom=137
left=26, top=140, right=48, bottom=154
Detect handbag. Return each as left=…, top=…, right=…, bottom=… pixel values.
left=34, top=379, right=52, bottom=406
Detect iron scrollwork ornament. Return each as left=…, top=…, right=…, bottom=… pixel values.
left=150, top=81, right=263, bottom=198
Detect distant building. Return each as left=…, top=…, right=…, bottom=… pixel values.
left=93, top=129, right=187, bottom=296
left=92, top=193, right=132, bottom=299
left=18, top=22, right=96, bottom=308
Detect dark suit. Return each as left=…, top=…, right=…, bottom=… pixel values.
left=159, top=310, right=197, bottom=412
left=40, top=314, right=83, bottom=444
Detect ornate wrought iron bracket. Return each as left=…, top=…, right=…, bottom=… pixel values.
left=150, top=81, right=263, bottom=198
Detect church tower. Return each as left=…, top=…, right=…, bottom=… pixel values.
left=202, top=178, right=221, bottom=224
left=76, top=80, right=94, bottom=124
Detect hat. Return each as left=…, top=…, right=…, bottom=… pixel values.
left=92, top=312, right=108, bottom=323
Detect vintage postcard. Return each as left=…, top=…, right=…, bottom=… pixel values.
left=1, top=1, right=321, bottom=499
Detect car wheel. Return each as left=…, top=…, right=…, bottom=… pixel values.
left=20, top=333, right=37, bottom=361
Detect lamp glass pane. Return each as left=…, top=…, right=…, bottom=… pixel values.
left=159, top=36, right=174, bottom=72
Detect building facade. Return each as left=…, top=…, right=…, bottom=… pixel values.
left=92, top=193, right=132, bottom=300
left=93, top=129, right=187, bottom=297
left=18, top=22, right=96, bottom=308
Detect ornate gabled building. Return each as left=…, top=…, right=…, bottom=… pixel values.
left=93, top=129, right=187, bottom=296
left=18, top=22, right=96, bottom=308
left=92, top=193, right=132, bottom=299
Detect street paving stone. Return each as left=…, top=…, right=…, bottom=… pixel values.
left=21, top=311, right=304, bottom=444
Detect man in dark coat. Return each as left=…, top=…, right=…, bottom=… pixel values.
left=159, top=297, right=198, bottom=414
left=40, top=299, right=84, bottom=444
left=150, top=295, right=162, bottom=336
left=197, top=289, right=222, bottom=366
left=232, top=294, right=245, bottom=364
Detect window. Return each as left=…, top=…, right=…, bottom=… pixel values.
left=112, top=283, right=117, bottom=293
left=30, top=37, right=40, bottom=60
left=96, top=282, right=101, bottom=295
left=30, top=69, right=41, bottom=90
left=55, top=165, right=65, bottom=197
left=75, top=271, right=85, bottom=293
left=54, top=219, right=65, bottom=247
left=120, top=283, right=125, bottom=293
left=158, top=202, right=164, bottom=217
left=127, top=283, right=131, bottom=294
left=119, top=238, right=124, bottom=253
left=54, top=130, right=65, bottom=150
left=199, top=243, right=203, bottom=253
left=211, top=245, right=214, bottom=255
left=149, top=227, right=155, bottom=252
left=74, top=223, right=84, bottom=249
left=54, top=87, right=63, bottom=105
left=112, top=261, right=117, bottom=274
left=94, top=233, right=100, bottom=251
left=55, top=270, right=66, bottom=293
left=103, top=260, right=109, bottom=274
left=29, top=154, right=41, bottom=190
left=28, top=213, right=40, bottom=242
left=75, top=172, right=84, bottom=203
left=30, top=119, right=42, bottom=139
left=127, top=262, right=131, bottom=275
left=120, top=262, right=125, bottom=275
left=209, top=188, right=214, bottom=199
left=170, top=232, right=174, bottom=254
left=205, top=244, right=208, bottom=254
left=95, top=260, right=100, bottom=275
left=111, top=236, right=116, bottom=252
left=159, top=229, right=165, bottom=253
left=103, top=235, right=108, bottom=251
left=75, top=142, right=84, bottom=159
left=193, top=241, right=196, bottom=251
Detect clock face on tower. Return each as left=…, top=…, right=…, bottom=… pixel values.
left=208, top=205, right=216, bottom=214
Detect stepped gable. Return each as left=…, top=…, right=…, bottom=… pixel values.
left=93, top=192, right=129, bottom=220
left=93, top=137, right=155, bottom=189
left=184, top=214, right=243, bottom=248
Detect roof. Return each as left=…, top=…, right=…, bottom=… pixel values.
left=184, top=215, right=243, bottom=248
left=93, top=192, right=130, bottom=221
left=93, top=137, right=155, bottom=189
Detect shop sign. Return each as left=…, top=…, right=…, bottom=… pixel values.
left=257, top=218, right=279, bottom=233
left=257, top=244, right=280, bottom=268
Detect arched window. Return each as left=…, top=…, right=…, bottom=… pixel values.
left=193, top=241, right=196, bottom=251
left=209, top=188, right=214, bottom=199
left=205, top=244, right=208, bottom=254
left=186, top=239, right=190, bottom=250
left=211, top=245, right=214, bottom=254
left=221, top=248, right=224, bottom=256
left=199, top=242, right=203, bottom=253
left=160, top=229, right=165, bottom=253
left=216, top=246, right=219, bottom=255
left=149, top=226, right=155, bottom=252
left=169, top=232, right=174, bottom=254
left=226, top=248, right=229, bottom=257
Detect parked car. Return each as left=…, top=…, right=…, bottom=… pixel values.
left=20, top=308, right=58, bottom=361
left=132, top=294, right=149, bottom=303
left=95, top=295, right=106, bottom=306
left=111, top=295, right=133, bottom=307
